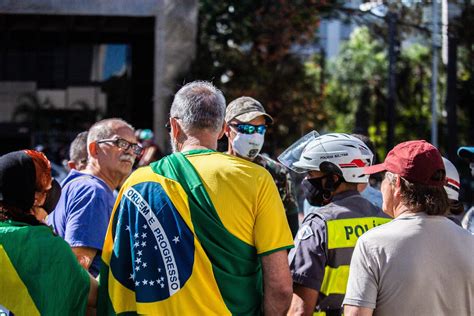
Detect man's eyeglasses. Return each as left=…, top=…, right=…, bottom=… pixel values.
left=230, top=123, right=267, bottom=135
left=97, top=138, right=143, bottom=155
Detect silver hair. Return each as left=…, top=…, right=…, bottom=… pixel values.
left=87, top=118, right=135, bottom=154
left=170, top=81, right=226, bottom=132
left=69, top=131, right=88, bottom=164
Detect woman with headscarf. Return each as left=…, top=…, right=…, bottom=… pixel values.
left=0, top=150, right=97, bottom=315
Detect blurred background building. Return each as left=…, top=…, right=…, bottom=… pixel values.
left=0, top=0, right=198, bottom=158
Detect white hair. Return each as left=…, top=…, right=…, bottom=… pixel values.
left=170, top=81, right=226, bottom=132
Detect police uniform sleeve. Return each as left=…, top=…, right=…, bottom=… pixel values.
left=288, top=216, right=327, bottom=291
left=343, top=237, right=378, bottom=309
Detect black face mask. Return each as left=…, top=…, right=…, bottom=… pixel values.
left=42, top=179, right=61, bottom=214
left=302, top=176, right=333, bottom=207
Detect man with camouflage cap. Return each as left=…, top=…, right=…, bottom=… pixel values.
left=225, top=96, right=300, bottom=236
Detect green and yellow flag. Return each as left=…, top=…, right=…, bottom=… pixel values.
left=0, top=221, right=90, bottom=315
left=98, top=150, right=264, bottom=315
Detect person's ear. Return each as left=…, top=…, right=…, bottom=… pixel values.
left=393, top=175, right=402, bottom=197
left=223, top=122, right=232, bottom=138
left=170, top=117, right=181, bottom=139
left=218, top=122, right=226, bottom=140
left=67, top=161, right=76, bottom=170
left=88, top=142, right=98, bottom=158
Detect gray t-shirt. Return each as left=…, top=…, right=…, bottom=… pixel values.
left=344, top=212, right=474, bottom=316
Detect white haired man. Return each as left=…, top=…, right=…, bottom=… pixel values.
left=48, top=118, right=141, bottom=277
left=98, top=81, right=293, bottom=315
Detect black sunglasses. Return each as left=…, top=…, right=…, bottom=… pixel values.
left=97, top=138, right=143, bottom=155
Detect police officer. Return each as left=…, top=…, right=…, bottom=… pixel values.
left=225, top=96, right=299, bottom=236
left=281, top=132, right=390, bottom=316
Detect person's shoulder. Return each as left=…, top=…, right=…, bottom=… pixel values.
left=15, top=224, right=68, bottom=248
left=356, top=218, right=398, bottom=245
left=217, top=152, right=271, bottom=175
left=63, top=172, right=112, bottom=200
left=63, top=170, right=98, bottom=189
left=128, top=165, right=156, bottom=182
left=441, top=216, right=474, bottom=236
left=314, top=195, right=354, bottom=218
left=297, top=213, right=327, bottom=243
left=330, top=190, right=387, bottom=217
left=302, top=210, right=327, bottom=227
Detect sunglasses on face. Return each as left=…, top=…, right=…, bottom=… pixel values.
left=230, top=123, right=267, bottom=135
left=97, top=138, right=143, bottom=155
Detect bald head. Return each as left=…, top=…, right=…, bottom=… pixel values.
left=87, top=118, right=135, bottom=155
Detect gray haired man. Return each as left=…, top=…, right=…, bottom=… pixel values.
left=97, top=81, right=294, bottom=315
left=49, top=118, right=141, bottom=277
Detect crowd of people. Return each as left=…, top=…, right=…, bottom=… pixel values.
left=0, top=80, right=473, bottom=315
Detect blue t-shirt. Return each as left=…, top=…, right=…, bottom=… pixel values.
left=48, top=169, right=115, bottom=277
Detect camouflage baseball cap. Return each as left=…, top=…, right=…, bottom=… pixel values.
left=225, top=97, right=274, bottom=124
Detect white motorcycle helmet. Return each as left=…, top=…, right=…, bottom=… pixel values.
left=291, top=133, right=373, bottom=183
left=442, top=157, right=460, bottom=201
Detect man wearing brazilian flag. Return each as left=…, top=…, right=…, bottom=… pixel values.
left=98, top=81, right=294, bottom=315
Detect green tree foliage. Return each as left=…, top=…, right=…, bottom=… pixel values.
left=324, top=27, right=387, bottom=135
left=451, top=2, right=474, bottom=145
left=330, top=1, right=474, bottom=157
left=186, top=0, right=340, bottom=151
left=324, top=26, right=443, bottom=158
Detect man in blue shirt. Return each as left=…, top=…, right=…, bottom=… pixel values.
left=49, top=118, right=141, bottom=276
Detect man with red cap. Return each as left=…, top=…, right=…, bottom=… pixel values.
left=343, top=140, right=474, bottom=316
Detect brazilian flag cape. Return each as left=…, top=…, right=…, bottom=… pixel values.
left=98, top=150, right=263, bottom=315
left=0, top=220, right=90, bottom=315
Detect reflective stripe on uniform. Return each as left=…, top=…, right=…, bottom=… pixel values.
left=320, top=216, right=390, bottom=297
left=320, top=265, right=350, bottom=296
left=326, top=217, right=391, bottom=249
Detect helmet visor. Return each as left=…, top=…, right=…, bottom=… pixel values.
left=278, top=130, right=320, bottom=173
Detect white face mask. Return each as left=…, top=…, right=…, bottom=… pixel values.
left=232, top=132, right=264, bottom=160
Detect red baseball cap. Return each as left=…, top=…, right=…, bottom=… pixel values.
left=364, top=140, right=445, bottom=186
